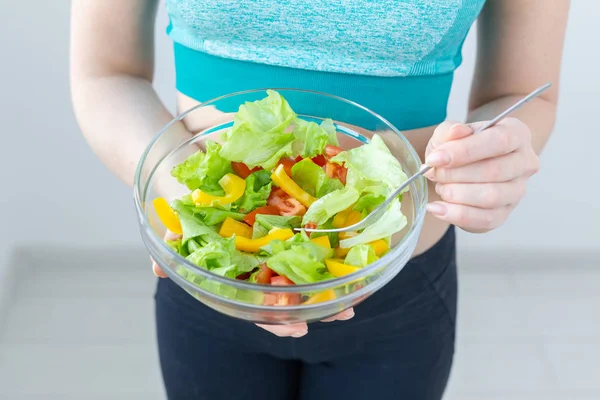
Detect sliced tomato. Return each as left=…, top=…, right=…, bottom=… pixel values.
left=271, top=276, right=295, bottom=285
left=263, top=293, right=279, bottom=306
left=267, top=188, right=306, bottom=216
left=325, top=145, right=343, bottom=158
left=236, top=271, right=253, bottom=280
left=294, top=154, right=327, bottom=167
left=311, top=154, right=327, bottom=167
left=268, top=275, right=301, bottom=305
left=255, top=264, right=275, bottom=284
left=276, top=158, right=296, bottom=177
left=325, top=162, right=347, bottom=185
left=304, top=222, right=318, bottom=230
left=243, top=205, right=280, bottom=226
left=263, top=293, right=301, bottom=306
left=231, top=161, right=261, bottom=179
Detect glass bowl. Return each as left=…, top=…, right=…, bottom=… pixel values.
left=133, top=89, right=427, bottom=325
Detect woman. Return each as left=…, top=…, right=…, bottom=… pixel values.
left=70, top=1, right=569, bottom=399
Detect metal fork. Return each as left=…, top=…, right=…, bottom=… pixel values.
left=297, top=82, right=552, bottom=234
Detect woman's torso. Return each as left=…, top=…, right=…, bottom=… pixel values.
left=167, top=0, right=487, bottom=256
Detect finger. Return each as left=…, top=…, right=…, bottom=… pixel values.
left=426, top=201, right=512, bottom=232
left=435, top=181, right=526, bottom=209
left=256, top=322, right=308, bottom=338
left=321, top=308, right=355, bottom=322
left=164, top=231, right=183, bottom=241
left=152, top=258, right=168, bottom=278
left=428, top=151, right=527, bottom=183
left=426, top=121, right=473, bottom=158
left=426, top=120, right=526, bottom=168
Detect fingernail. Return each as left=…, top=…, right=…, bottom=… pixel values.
left=434, top=183, right=443, bottom=195
left=339, top=311, right=355, bottom=320
left=427, top=202, right=447, bottom=216
left=424, top=168, right=435, bottom=181
left=426, top=151, right=450, bottom=167
left=291, top=331, right=307, bottom=338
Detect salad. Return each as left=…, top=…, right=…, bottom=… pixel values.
left=153, top=90, right=409, bottom=305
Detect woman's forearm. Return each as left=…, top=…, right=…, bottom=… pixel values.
left=71, top=74, right=192, bottom=188
left=467, top=96, right=557, bottom=156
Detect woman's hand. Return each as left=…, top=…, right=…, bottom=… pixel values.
left=424, top=118, right=540, bottom=233
left=256, top=308, right=355, bottom=338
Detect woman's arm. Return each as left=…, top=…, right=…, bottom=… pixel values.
left=70, top=0, right=191, bottom=188
left=468, top=0, right=570, bottom=153
left=424, top=0, right=570, bottom=232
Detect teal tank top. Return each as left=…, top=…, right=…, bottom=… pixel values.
left=165, top=0, right=486, bottom=130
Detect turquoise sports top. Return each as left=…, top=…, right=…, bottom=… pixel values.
left=165, top=0, right=486, bottom=130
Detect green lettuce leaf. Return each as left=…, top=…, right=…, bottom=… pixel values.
left=339, top=199, right=407, bottom=248
left=353, top=186, right=388, bottom=214
left=252, top=223, right=270, bottom=240
left=292, top=118, right=338, bottom=157
left=330, top=134, right=408, bottom=194
left=170, top=141, right=232, bottom=192
left=177, top=212, right=220, bottom=248
left=195, top=208, right=246, bottom=226
left=320, top=118, right=339, bottom=146
left=344, top=244, right=377, bottom=267
left=171, top=198, right=244, bottom=226
left=266, top=247, right=333, bottom=284
left=261, top=232, right=333, bottom=262
left=166, top=239, right=182, bottom=254
left=220, top=90, right=297, bottom=169
left=301, top=187, right=360, bottom=225
left=185, top=237, right=262, bottom=277
left=255, top=214, right=302, bottom=230
left=291, top=158, right=343, bottom=198
left=234, top=170, right=273, bottom=213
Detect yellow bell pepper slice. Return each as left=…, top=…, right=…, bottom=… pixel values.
left=191, top=173, right=246, bottom=206
left=234, top=228, right=295, bottom=253
left=334, top=239, right=389, bottom=258
left=334, top=247, right=350, bottom=258
left=310, top=235, right=331, bottom=248
left=270, top=164, right=316, bottom=207
left=344, top=210, right=363, bottom=226
left=325, top=259, right=361, bottom=277
left=333, top=209, right=364, bottom=240
left=153, top=197, right=182, bottom=235
left=219, top=217, right=253, bottom=239
left=369, top=239, right=389, bottom=256
left=302, top=289, right=336, bottom=305
left=332, top=207, right=353, bottom=228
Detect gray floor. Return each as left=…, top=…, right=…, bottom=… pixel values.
left=0, top=248, right=598, bottom=399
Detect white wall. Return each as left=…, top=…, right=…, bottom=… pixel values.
left=0, top=1, right=597, bottom=280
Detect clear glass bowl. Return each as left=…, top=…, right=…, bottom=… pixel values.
left=134, top=89, right=427, bottom=325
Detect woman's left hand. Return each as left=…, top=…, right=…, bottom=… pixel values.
left=424, top=118, right=540, bottom=233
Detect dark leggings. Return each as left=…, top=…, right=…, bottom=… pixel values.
left=155, top=226, right=457, bottom=400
